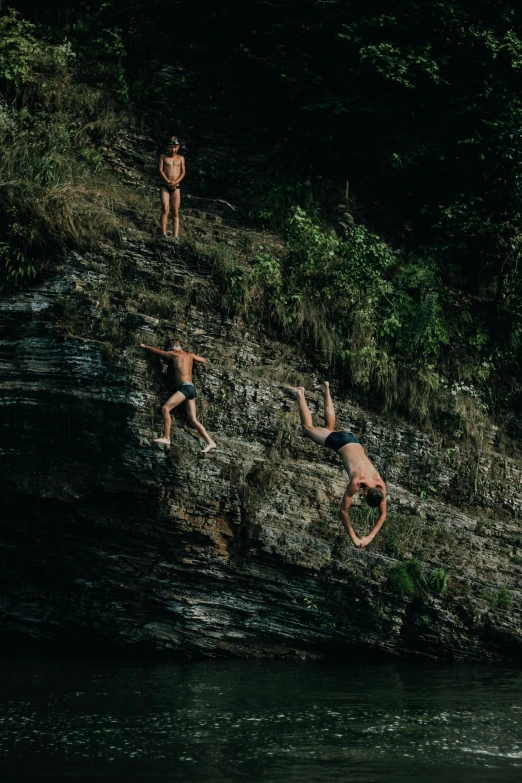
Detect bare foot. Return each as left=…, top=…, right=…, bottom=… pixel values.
left=199, top=441, right=217, bottom=454
left=313, top=381, right=330, bottom=393
left=284, top=385, right=305, bottom=398
left=154, top=437, right=171, bottom=445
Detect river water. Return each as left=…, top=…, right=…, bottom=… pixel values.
left=0, top=656, right=521, bottom=782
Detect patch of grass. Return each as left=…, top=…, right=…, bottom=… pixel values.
left=350, top=504, right=454, bottom=561
left=129, top=288, right=180, bottom=320
left=234, top=460, right=281, bottom=530
left=271, top=407, right=301, bottom=457
left=388, top=559, right=426, bottom=598
left=480, top=587, right=512, bottom=610
left=388, top=559, right=450, bottom=599
left=377, top=513, right=426, bottom=558
left=248, top=362, right=312, bottom=387
left=125, top=270, right=216, bottom=322
left=97, top=311, right=125, bottom=343
left=427, top=567, right=450, bottom=595
left=52, top=294, right=90, bottom=337
left=209, top=242, right=262, bottom=316
left=474, top=519, right=487, bottom=534
left=452, top=393, right=492, bottom=450
left=245, top=462, right=280, bottom=493
left=182, top=274, right=218, bottom=311
left=350, top=506, right=424, bottom=558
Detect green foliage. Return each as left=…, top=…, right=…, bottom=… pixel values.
left=91, top=25, right=129, bottom=103
left=0, top=13, right=132, bottom=290
left=388, top=559, right=450, bottom=599
left=0, top=10, right=39, bottom=86
left=249, top=181, right=315, bottom=231
left=480, top=587, right=512, bottom=610
left=388, top=559, right=426, bottom=598
left=427, top=568, right=450, bottom=595
left=376, top=513, right=424, bottom=558
left=303, top=596, right=318, bottom=612
left=303, top=595, right=338, bottom=632
left=0, top=210, right=36, bottom=292
left=215, top=206, right=460, bottom=416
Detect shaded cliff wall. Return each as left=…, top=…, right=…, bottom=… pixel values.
left=1, top=135, right=522, bottom=661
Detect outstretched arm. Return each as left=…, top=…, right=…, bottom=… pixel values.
left=358, top=499, right=387, bottom=548
left=192, top=353, right=206, bottom=364
left=141, top=343, right=172, bottom=359
left=339, top=489, right=362, bottom=548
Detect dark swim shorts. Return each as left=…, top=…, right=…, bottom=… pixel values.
left=177, top=382, right=197, bottom=400
left=160, top=183, right=180, bottom=193
left=324, top=431, right=361, bottom=452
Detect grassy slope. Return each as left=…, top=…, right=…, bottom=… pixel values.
left=1, top=10, right=521, bottom=461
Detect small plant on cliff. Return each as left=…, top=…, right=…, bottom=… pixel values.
left=427, top=567, right=449, bottom=595
left=480, top=586, right=512, bottom=610
left=303, top=596, right=338, bottom=631
left=0, top=210, right=36, bottom=292
left=303, top=596, right=319, bottom=612
left=388, top=559, right=426, bottom=598
left=388, top=559, right=450, bottom=599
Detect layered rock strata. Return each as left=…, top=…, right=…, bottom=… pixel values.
left=1, top=138, right=522, bottom=661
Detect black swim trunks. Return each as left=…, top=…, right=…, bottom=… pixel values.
left=160, top=183, right=180, bottom=193
left=177, top=382, right=197, bottom=400
left=324, top=431, right=361, bottom=452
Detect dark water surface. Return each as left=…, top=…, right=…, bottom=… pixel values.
left=0, top=656, right=521, bottom=782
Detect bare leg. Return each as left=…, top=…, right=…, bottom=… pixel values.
left=313, top=380, right=335, bottom=430
left=285, top=386, right=332, bottom=446
left=170, top=188, right=180, bottom=238
left=160, top=188, right=170, bottom=234
left=286, top=386, right=313, bottom=427
left=185, top=399, right=217, bottom=453
left=155, top=390, right=186, bottom=443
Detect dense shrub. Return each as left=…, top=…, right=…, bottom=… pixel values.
left=0, top=9, right=128, bottom=291
left=214, top=206, right=495, bottom=419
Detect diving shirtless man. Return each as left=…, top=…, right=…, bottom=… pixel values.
left=286, top=383, right=386, bottom=548
left=141, top=340, right=216, bottom=453
left=159, top=137, right=185, bottom=239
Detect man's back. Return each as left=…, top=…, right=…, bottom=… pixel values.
left=169, top=350, right=194, bottom=384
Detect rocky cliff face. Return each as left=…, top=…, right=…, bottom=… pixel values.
left=1, top=134, right=522, bottom=661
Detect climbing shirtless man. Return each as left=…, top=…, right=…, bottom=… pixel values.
left=286, top=383, right=386, bottom=548
left=141, top=340, right=216, bottom=453
left=159, top=137, right=185, bottom=239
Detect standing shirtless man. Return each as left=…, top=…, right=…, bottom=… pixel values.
left=286, top=383, right=386, bottom=548
left=159, top=137, right=185, bottom=240
left=141, top=339, right=216, bottom=453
